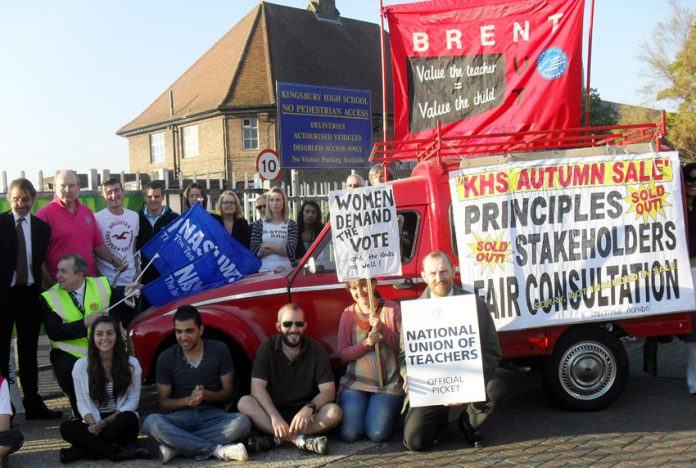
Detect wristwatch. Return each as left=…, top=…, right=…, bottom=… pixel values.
left=306, top=401, right=317, bottom=414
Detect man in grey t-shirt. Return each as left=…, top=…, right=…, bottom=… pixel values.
left=142, top=305, right=252, bottom=463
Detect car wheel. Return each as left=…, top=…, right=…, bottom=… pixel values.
left=542, top=326, right=628, bottom=411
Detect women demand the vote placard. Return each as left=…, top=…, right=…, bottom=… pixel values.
left=329, top=185, right=401, bottom=281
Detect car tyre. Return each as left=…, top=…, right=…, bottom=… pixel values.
left=542, top=326, right=628, bottom=411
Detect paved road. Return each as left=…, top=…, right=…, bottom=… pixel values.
left=9, top=337, right=696, bottom=466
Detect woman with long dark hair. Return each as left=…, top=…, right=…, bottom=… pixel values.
left=295, top=200, right=324, bottom=261
left=59, top=315, right=148, bottom=462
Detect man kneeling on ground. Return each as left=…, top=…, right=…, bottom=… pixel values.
left=238, top=303, right=342, bottom=454
left=142, top=305, right=251, bottom=463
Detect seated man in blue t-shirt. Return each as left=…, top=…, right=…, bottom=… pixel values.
left=142, top=305, right=251, bottom=463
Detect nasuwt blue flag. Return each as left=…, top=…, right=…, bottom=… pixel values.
left=142, top=252, right=227, bottom=307
left=141, top=203, right=261, bottom=282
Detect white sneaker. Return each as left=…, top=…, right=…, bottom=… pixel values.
left=159, top=444, right=178, bottom=464
left=214, top=443, right=249, bottom=462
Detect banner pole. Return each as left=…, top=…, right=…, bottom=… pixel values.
left=584, top=0, right=596, bottom=128
left=379, top=0, right=388, bottom=145
left=366, top=276, right=384, bottom=387
left=105, top=288, right=139, bottom=313
left=132, top=253, right=160, bottom=284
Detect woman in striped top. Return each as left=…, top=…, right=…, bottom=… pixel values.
left=58, top=315, right=148, bottom=462
left=250, top=186, right=298, bottom=273
left=336, top=278, right=404, bottom=442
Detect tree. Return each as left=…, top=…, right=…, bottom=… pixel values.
left=615, top=104, right=660, bottom=127
left=581, top=88, right=619, bottom=127
left=659, top=25, right=696, bottom=161
left=640, top=1, right=696, bottom=160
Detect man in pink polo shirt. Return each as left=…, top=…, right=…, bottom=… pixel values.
left=36, top=170, right=124, bottom=283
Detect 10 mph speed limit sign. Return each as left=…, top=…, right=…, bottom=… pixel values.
left=256, top=149, right=281, bottom=181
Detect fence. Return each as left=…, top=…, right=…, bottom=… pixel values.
left=0, top=168, right=345, bottom=222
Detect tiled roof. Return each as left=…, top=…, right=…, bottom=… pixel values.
left=118, top=1, right=391, bottom=136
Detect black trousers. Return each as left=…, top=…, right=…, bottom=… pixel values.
left=49, top=349, right=78, bottom=417
left=403, top=377, right=505, bottom=451
left=60, top=411, right=139, bottom=459
left=0, top=285, right=42, bottom=400
left=0, top=428, right=23, bottom=453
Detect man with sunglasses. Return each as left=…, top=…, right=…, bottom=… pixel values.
left=238, top=303, right=342, bottom=455
left=254, top=194, right=267, bottom=219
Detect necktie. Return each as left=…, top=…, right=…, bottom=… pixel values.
left=15, top=218, right=28, bottom=286
left=70, top=291, right=85, bottom=314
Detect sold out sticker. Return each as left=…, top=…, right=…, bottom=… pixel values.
left=468, top=232, right=512, bottom=273
left=625, top=181, right=671, bottom=223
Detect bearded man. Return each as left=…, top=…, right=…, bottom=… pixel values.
left=237, top=303, right=342, bottom=455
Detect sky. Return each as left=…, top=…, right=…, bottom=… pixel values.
left=0, top=0, right=682, bottom=187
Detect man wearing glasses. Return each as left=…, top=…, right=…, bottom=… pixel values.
left=0, top=178, right=62, bottom=419
left=254, top=194, right=267, bottom=219
left=238, top=303, right=342, bottom=455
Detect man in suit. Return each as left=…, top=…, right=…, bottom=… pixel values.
left=0, top=178, right=61, bottom=419
left=400, top=251, right=504, bottom=451
left=40, top=253, right=139, bottom=418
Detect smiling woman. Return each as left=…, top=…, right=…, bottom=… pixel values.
left=336, top=278, right=404, bottom=443
left=58, top=315, right=147, bottom=462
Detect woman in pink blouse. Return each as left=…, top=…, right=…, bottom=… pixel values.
left=336, top=278, right=404, bottom=442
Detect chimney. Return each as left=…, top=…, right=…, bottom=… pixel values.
left=307, top=0, right=340, bottom=22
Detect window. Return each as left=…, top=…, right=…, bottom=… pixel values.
left=182, top=125, right=199, bottom=158
left=150, top=132, right=165, bottom=163
left=310, top=234, right=336, bottom=273
left=398, top=211, right=419, bottom=263
left=242, top=117, right=259, bottom=150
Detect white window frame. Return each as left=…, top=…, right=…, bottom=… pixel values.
left=242, top=117, right=259, bottom=150
left=182, top=125, right=199, bottom=158
left=150, top=132, right=165, bottom=163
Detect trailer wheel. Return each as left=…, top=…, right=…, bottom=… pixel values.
left=542, top=326, right=628, bottom=411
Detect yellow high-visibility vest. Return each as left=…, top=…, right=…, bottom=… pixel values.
left=42, top=277, right=111, bottom=358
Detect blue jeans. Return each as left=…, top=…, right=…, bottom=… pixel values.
left=338, top=389, right=403, bottom=442
left=143, top=406, right=251, bottom=460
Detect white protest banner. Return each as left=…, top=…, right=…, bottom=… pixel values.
left=401, top=295, right=486, bottom=407
left=449, top=151, right=696, bottom=332
left=329, top=185, right=402, bottom=282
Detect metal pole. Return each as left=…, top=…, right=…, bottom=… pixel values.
left=584, top=0, right=596, bottom=128
left=379, top=0, right=388, bottom=144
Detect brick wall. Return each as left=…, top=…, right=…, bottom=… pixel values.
left=128, top=128, right=177, bottom=176
left=178, top=116, right=226, bottom=178
left=226, top=114, right=277, bottom=183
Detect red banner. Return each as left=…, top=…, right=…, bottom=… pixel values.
left=384, top=0, right=585, bottom=141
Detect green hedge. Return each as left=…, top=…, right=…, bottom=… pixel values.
left=0, top=193, right=145, bottom=214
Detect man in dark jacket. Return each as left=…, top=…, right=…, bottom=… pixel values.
left=136, top=181, right=178, bottom=305
left=0, top=178, right=61, bottom=419
left=400, top=251, right=504, bottom=451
